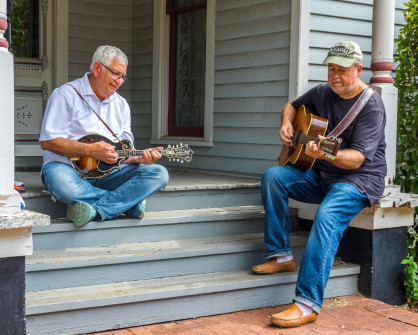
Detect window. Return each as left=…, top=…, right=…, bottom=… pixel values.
left=9, top=0, right=40, bottom=58
left=167, top=0, right=206, bottom=137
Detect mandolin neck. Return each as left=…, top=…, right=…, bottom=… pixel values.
left=117, top=149, right=164, bottom=158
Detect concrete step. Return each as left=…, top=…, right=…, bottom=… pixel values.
left=32, top=205, right=271, bottom=250
left=26, top=232, right=309, bottom=291
left=25, top=263, right=360, bottom=335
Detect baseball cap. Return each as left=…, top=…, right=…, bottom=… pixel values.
left=322, top=41, right=363, bottom=67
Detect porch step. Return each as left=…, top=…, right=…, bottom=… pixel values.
left=26, top=232, right=309, bottom=291
left=31, top=205, right=267, bottom=250
left=22, top=169, right=360, bottom=334
left=20, top=169, right=264, bottom=218
left=25, top=264, right=360, bottom=335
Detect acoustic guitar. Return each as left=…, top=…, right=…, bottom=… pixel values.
left=69, top=134, right=193, bottom=179
left=278, top=105, right=342, bottom=169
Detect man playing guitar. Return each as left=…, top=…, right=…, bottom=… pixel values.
left=251, top=41, right=387, bottom=328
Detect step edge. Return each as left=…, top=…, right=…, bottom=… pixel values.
left=26, top=264, right=359, bottom=315
left=26, top=233, right=309, bottom=271
left=32, top=205, right=266, bottom=233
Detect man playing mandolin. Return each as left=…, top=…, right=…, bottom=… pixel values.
left=39, top=45, right=169, bottom=226
left=252, top=41, right=387, bottom=327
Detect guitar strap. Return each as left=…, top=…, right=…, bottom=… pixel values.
left=67, top=83, right=123, bottom=145
left=327, top=86, right=375, bottom=138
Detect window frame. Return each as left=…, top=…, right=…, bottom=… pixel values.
left=166, top=0, right=207, bottom=137
left=9, top=0, right=49, bottom=72
left=151, top=0, right=215, bottom=147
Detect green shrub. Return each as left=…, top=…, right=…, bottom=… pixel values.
left=394, top=0, right=418, bottom=307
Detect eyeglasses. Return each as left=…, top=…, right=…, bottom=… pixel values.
left=99, top=62, right=128, bottom=82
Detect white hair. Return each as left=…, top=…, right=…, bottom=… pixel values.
left=90, top=45, right=128, bottom=72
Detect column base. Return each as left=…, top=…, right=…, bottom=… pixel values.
left=337, top=226, right=407, bottom=306
left=0, top=256, right=26, bottom=334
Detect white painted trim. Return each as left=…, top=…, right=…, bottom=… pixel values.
left=152, top=0, right=215, bottom=146
left=288, top=0, right=311, bottom=101
left=0, top=228, right=33, bottom=257
left=53, top=0, right=69, bottom=87
left=0, top=51, right=14, bottom=195
left=152, top=0, right=169, bottom=140
left=350, top=207, right=414, bottom=230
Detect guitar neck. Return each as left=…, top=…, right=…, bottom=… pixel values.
left=117, top=149, right=164, bottom=158
left=297, top=133, right=320, bottom=145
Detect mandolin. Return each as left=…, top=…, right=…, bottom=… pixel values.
left=278, top=105, right=342, bottom=169
left=69, top=134, right=193, bottom=179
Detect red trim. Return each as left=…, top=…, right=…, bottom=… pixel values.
left=0, top=18, right=8, bottom=48
left=168, top=127, right=204, bottom=137
left=0, top=39, right=8, bottom=48
left=371, top=62, right=393, bottom=72
left=369, top=77, right=394, bottom=84
left=168, top=2, right=206, bottom=15
left=15, top=89, right=43, bottom=93
left=0, top=18, right=7, bottom=31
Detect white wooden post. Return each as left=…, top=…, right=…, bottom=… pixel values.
left=0, top=0, right=20, bottom=212
left=370, top=0, right=397, bottom=182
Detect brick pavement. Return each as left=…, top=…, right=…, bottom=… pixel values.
left=90, top=295, right=418, bottom=335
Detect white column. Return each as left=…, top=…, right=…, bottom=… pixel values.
left=370, top=0, right=397, bottom=182
left=0, top=0, right=20, bottom=213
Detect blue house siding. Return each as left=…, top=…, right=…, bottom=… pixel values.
left=307, top=0, right=406, bottom=89
left=63, top=0, right=405, bottom=176
left=131, top=0, right=154, bottom=144
left=68, top=0, right=132, bottom=101
left=188, top=0, right=292, bottom=174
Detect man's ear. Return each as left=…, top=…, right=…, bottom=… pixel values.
left=356, top=64, right=362, bottom=77
left=92, top=61, right=102, bottom=77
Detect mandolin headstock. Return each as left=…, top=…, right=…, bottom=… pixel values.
left=163, top=144, right=194, bottom=163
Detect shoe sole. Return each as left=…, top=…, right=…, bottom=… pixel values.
left=66, top=202, right=96, bottom=226
left=270, top=314, right=317, bottom=328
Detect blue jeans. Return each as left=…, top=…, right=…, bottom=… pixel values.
left=261, top=165, right=369, bottom=314
left=41, top=162, right=169, bottom=220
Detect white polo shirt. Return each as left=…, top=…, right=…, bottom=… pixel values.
left=39, top=73, right=134, bottom=167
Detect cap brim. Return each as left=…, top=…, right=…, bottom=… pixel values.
left=323, top=56, right=354, bottom=67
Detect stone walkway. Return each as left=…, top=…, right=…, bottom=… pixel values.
left=90, top=295, right=418, bottom=335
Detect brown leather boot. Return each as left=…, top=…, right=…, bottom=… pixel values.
left=251, top=258, right=296, bottom=274
left=270, top=303, right=317, bottom=328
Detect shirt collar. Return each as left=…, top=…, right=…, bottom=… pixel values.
left=80, top=72, right=116, bottom=103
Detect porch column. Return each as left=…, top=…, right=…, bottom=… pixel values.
left=370, top=0, right=397, bottom=181
left=0, top=3, right=50, bottom=334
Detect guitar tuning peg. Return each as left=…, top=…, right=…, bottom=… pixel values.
left=180, top=143, right=183, bottom=146
left=181, top=160, right=184, bottom=163
left=177, top=158, right=180, bottom=162
left=169, top=158, right=171, bottom=162
left=176, top=144, right=179, bottom=148
left=168, top=145, right=171, bottom=148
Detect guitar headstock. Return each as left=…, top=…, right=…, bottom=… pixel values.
left=319, top=136, right=342, bottom=156
left=163, top=144, right=194, bottom=163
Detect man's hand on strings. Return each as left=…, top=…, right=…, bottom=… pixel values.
left=90, top=141, right=118, bottom=164
left=136, top=147, right=163, bottom=165
left=305, top=135, right=326, bottom=159
left=278, top=120, right=294, bottom=146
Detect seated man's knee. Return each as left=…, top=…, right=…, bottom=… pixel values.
left=157, top=165, right=169, bottom=188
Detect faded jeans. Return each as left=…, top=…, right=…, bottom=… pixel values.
left=41, top=161, right=169, bottom=220
left=261, top=165, right=369, bottom=314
